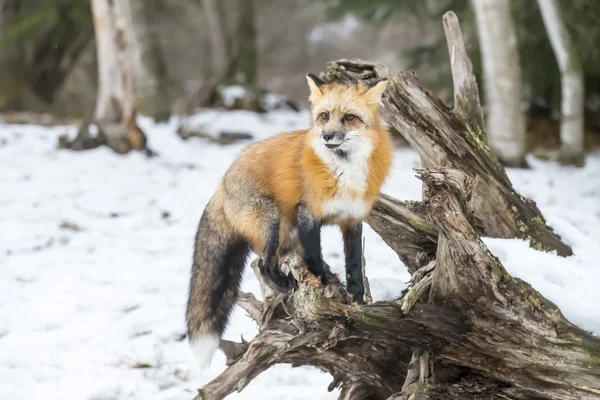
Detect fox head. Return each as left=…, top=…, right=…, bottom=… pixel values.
left=305, top=73, right=388, bottom=157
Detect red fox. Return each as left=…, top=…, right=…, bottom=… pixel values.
left=186, top=74, right=393, bottom=369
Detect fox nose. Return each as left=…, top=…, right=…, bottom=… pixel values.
left=322, top=132, right=335, bottom=142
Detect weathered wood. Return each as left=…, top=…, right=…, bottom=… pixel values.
left=366, top=196, right=436, bottom=274
left=193, top=168, right=600, bottom=400
left=442, top=10, right=485, bottom=139
left=320, top=59, right=572, bottom=257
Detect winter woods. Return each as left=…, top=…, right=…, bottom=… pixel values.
left=1, top=0, right=596, bottom=162
left=1, top=1, right=599, bottom=399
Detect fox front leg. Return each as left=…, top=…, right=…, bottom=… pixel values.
left=342, top=222, right=364, bottom=303
left=297, top=204, right=328, bottom=285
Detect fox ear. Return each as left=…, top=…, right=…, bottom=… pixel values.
left=306, top=73, right=325, bottom=103
left=363, top=77, right=388, bottom=105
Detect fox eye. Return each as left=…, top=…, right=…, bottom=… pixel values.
left=320, top=112, right=329, bottom=121
left=344, top=113, right=355, bottom=121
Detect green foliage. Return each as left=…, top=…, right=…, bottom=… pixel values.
left=323, top=0, right=600, bottom=112
left=0, top=0, right=92, bottom=49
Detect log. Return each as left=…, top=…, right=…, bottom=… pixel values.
left=366, top=195, right=436, bottom=274
left=194, top=168, right=600, bottom=400
left=442, top=11, right=485, bottom=140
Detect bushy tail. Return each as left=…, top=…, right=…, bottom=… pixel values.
left=186, top=205, right=249, bottom=370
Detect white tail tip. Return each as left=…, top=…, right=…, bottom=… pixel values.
left=189, top=333, right=220, bottom=370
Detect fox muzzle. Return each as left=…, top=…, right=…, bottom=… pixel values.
left=321, top=131, right=345, bottom=148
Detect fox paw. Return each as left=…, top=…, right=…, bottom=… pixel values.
left=258, top=259, right=298, bottom=293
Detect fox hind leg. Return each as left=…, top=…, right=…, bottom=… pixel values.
left=230, top=195, right=296, bottom=292
left=258, top=217, right=297, bottom=292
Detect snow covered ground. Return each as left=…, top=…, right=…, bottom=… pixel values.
left=0, top=109, right=599, bottom=400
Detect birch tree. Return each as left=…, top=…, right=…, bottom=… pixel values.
left=537, top=0, right=585, bottom=166
left=471, top=0, right=527, bottom=167
left=88, top=0, right=147, bottom=154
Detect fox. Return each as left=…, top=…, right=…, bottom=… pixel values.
left=185, top=73, right=393, bottom=370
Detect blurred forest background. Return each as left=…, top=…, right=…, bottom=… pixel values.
left=1, top=0, right=599, bottom=165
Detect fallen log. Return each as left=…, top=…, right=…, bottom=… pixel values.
left=194, top=168, right=600, bottom=400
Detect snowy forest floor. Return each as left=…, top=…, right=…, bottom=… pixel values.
left=1, top=108, right=599, bottom=400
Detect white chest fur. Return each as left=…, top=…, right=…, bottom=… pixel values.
left=311, top=134, right=373, bottom=221
left=321, top=195, right=369, bottom=221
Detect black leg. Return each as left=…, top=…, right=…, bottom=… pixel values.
left=259, top=219, right=296, bottom=291
left=297, top=204, right=327, bottom=285
left=342, top=222, right=364, bottom=303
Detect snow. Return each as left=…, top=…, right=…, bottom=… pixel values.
left=0, top=109, right=599, bottom=399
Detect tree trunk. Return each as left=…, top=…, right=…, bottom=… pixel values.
left=536, top=0, right=585, bottom=167
left=125, top=0, right=170, bottom=121
left=202, top=0, right=231, bottom=77
left=189, top=13, right=594, bottom=400
left=61, top=0, right=149, bottom=155
left=471, top=0, right=527, bottom=168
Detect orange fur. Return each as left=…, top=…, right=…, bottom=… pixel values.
left=215, top=78, right=393, bottom=256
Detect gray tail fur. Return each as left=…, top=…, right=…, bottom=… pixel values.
left=185, top=205, right=250, bottom=369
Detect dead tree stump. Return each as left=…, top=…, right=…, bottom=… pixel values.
left=193, top=168, right=600, bottom=400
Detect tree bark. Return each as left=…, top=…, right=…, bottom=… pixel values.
left=471, top=0, right=527, bottom=168
left=125, top=0, right=170, bottom=121
left=61, top=0, right=149, bottom=155
left=442, top=11, right=485, bottom=140
left=536, top=0, right=585, bottom=167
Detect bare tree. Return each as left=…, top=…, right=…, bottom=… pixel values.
left=537, top=0, right=585, bottom=166
left=125, top=0, right=171, bottom=121
left=59, top=0, right=149, bottom=154
left=471, top=0, right=527, bottom=167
